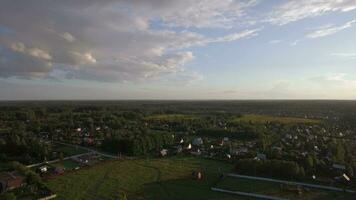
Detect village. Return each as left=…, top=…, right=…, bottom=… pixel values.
left=1, top=101, right=356, bottom=199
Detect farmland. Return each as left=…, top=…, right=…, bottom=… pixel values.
left=232, top=114, right=321, bottom=124
left=46, top=157, right=238, bottom=200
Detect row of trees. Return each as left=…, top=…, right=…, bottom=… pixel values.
left=0, top=132, right=51, bottom=164
left=102, top=132, right=174, bottom=156
left=236, top=159, right=305, bottom=179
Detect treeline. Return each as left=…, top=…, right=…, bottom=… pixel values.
left=0, top=131, right=51, bottom=164
left=236, top=159, right=304, bottom=179
left=102, top=132, right=174, bottom=156
left=196, top=129, right=258, bottom=140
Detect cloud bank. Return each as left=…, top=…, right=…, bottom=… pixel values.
left=0, top=0, right=258, bottom=82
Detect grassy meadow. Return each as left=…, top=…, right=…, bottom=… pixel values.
left=232, top=114, right=321, bottom=124
left=216, top=177, right=354, bottom=200
left=46, top=157, right=239, bottom=200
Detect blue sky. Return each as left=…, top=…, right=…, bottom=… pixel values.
left=1, top=0, right=356, bottom=100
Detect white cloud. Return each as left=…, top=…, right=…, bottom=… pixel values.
left=268, top=0, right=356, bottom=25
left=10, top=42, right=52, bottom=60
left=208, top=29, right=260, bottom=43
left=331, top=52, right=356, bottom=59
left=0, top=0, right=259, bottom=82
left=61, top=32, right=76, bottom=42
left=307, top=19, right=356, bottom=38
left=269, top=40, right=282, bottom=44
left=291, top=40, right=301, bottom=46
left=122, top=0, right=259, bottom=29
left=310, top=73, right=356, bottom=87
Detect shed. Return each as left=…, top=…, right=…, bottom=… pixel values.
left=192, top=138, right=203, bottom=146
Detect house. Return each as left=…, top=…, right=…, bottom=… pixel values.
left=192, top=171, right=203, bottom=180
left=191, top=149, right=201, bottom=156
left=192, top=138, right=203, bottom=146
left=38, top=165, right=48, bottom=173
left=334, top=173, right=351, bottom=184
left=332, top=164, right=346, bottom=171
left=230, top=147, right=248, bottom=155
left=186, top=143, right=192, bottom=150
left=256, top=153, right=267, bottom=161
left=160, top=149, right=168, bottom=157
left=173, top=145, right=183, bottom=153
left=54, top=167, right=64, bottom=175
left=0, top=171, right=25, bottom=193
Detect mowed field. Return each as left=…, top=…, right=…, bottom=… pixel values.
left=46, top=157, right=241, bottom=200
left=233, top=114, right=321, bottom=124
left=216, top=177, right=354, bottom=200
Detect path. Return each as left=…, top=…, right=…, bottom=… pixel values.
left=26, top=152, right=92, bottom=168
left=227, top=173, right=356, bottom=193
left=211, top=187, right=288, bottom=200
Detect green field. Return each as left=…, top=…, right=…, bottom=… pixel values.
left=52, top=159, right=80, bottom=170
left=46, top=157, right=243, bottom=200
left=145, top=114, right=198, bottom=121
left=216, top=177, right=353, bottom=200
left=53, top=145, right=89, bottom=156
left=233, top=114, right=321, bottom=124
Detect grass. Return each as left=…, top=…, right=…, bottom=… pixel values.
left=216, top=177, right=354, bottom=200
left=232, top=114, right=321, bottom=124
left=0, top=162, right=11, bottom=172
left=46, top=157, right=243, bottom=200
left=144, top=114, right=198, bottom=121
left=52, top=159, right=80, bottom=170
left=53, top=145, right=89, bottom=157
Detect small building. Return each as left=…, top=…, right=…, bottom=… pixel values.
left=332, top=164, right=346, bottom=171
left=192, top=171, right=203, bottom=180
left=256, top=153, right=267, bottom=161
left=0, top=171, right=25, bottom=193
left=191, top=149, right=201, bottom=156
left=54, top=167, right=64, bottom=175
left=160, top=149, right=168, bottom=157
left=38, top=165, right=48, bottom=173
left=192, top=138, right=203, bottom=146
left=186, top=143, right=192, bottom=150
left=173, top=145, right=183, bottom=153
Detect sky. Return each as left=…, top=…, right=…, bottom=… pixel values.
left=1, top=0, right=356, bottom=100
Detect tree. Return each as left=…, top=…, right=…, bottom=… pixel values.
left=299, top=166, right=306, bottom=177
left=346, top=165, right=354, bottom=177
left=2, top=193, right=17, bottom=200
left=26, top=171, right=42, bottom=185
left=59, top=152, right=64, bottom=162
left=305, top=155, right=314, bottom=174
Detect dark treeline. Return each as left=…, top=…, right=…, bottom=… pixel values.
left=102, top=132, right=174, bottom=156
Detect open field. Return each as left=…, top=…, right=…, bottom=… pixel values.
left=144, top=114, right=198, bottom=121
left=53, top=144, right=89, bottom=157
left=232, top=114, right=321, bottom=124
left=215, top=177, right=353, bottom=200
left=46, top=157, right=243, bottom=200
left=51, top=159, right=80, bottom=170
